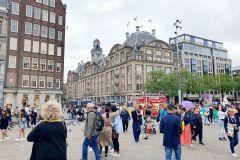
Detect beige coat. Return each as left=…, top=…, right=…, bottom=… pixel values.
left=99, top=112, right=119, bottom=147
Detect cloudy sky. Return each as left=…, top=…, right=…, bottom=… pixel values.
left=62, top=0, right=240, bottom=81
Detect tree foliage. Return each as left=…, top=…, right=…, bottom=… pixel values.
left=145, top=70, right=236, bottom=99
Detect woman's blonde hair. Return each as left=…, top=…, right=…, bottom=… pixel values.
left=227, top=108, right=235, bottom=116
left=41, top=100, right=63, bottom=120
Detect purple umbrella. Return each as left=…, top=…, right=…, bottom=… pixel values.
left=182, top=101, right=194, bottom=110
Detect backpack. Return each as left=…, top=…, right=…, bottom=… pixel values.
left=95, top=112, right=104, bottom=132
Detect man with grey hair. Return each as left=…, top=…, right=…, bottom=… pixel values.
left=81, top=103, right=100, bottom=160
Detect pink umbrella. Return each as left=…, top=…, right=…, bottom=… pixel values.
left=182, top=101, right=195, bottom=110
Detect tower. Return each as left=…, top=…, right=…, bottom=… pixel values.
left=91, top=39, right=103, bottom=63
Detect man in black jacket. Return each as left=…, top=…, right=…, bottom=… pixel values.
left=131, top=106, right=142, bottom=142
left=191, top=107, right=204, bottom=145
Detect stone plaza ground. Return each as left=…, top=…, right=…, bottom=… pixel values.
left=0, top=120, right=239, bottom=160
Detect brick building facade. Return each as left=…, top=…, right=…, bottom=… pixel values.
left=4, top=0, right=66, bottom=108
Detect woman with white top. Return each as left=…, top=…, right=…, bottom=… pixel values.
left=218, top=105, right=227, bottom=141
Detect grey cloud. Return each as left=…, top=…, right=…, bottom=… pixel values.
left=62, top=0, right=240, bottom=80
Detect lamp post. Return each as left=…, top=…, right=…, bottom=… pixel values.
left=174, top=19, right=182, bottom=104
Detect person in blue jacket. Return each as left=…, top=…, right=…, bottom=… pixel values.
left=120, top=107, right=130, bottom=132
left=160, top=104, right=182, bottom=160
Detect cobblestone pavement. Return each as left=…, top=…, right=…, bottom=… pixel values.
left=0, top=120, right=239, bottom=160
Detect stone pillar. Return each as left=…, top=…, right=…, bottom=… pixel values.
left=51, top=94, right=56, bottom=100
left=40, top=94, right=45, bottom=106
left=16, top=93, right=23, bottom=107
left=29, top=93, right=34, bottom=106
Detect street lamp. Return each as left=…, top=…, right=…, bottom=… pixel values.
left=174, top=19, right=182, bottom=104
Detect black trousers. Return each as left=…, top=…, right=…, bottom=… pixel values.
left=208, top=114, right=213, bottom=123
left=122, top=120, right=129, bottom=132
left=192, top=127, right=203, bottom=143
left=100, top=146, right=108, bottom=155
left=112, top=133, right=119, bottom=152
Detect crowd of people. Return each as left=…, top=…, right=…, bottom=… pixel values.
left=0, top=105, right=39, bottom=142
left=0, top=100, right=240, bottom=160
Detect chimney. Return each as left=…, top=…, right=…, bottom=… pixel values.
left=152, top=29, right=156, bottom=37
left=136, top=26, right=140, bottom=32
left=126, top=32, right=129, bottom=39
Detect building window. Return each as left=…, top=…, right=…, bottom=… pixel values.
left=165, top=52, right=170, bottom=57
left=24, top=39, right=31, bottom=52
left=48, top=44, right=54, bottom=55
left=40, top=59, right=46, bottom=71
left=42, top=10, right=48, bottom=22
left=146, top=65, right=153, bottom=80
left=23, top=57, right=30, bottom=69
left=22, top=75, right=29, bottom=87
left=47, top=60, right=54, bottom=72
left=136, top=84, right=142, bottom=91
left=50, top=12, right=56, bottom=23
left=32, top=41, right=39, bottom=53
left=39, top=76, right=45, bottom=88
left=9, top=37, right=18, bottom=50
left=47, top=77, right=53, bottom=88
left=31, top=76, right=37, bottom=88
left=33, top=24, right=40, bottom=36
left=11, top=2, right=19, bottom=15
left=49, top=28, right=55, bottom=39
left=57, top=47, right=62, bottom=56
left=25, top=22, right=32, bottom=35
left=49, top=0, right=55, bottom=7
left=43, top=0, right=49, bottom=5
left=136, top=64, right=143, bottom=83
left=146, top=49, right=152, bottom=55
left=56, top=79, right=60, bottom=89
left=56, top=63, right=61, bottom=72
left=58, top=16, right=63, bottom=25
left=36, top=0, right=42, bottom=3
left=156, top=50, right=162, bottom=56
left=34, top=7, right=41, bottom=19
left=26, top=5, right=33, bottom=17
left=40, top=42, right=47, bottom=54
left=8, top=55, right=16, bottom=69
left=32, top=58, right=38, bottom=70
left=10, top=19, right=18, bottom=33
left=165, top=67, right=171, bottom=74
left=41, top=26, right=48, bottom=38
left=58, top=31, right=62, bottom=41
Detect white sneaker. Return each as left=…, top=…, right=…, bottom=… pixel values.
left=190, top=144, right=194, bottom=148
left=112, top=153, right=120, bottom=157
left=0, top=139, right=3, bottom=142
left=109, top=149, right=114, bottom=153
left=15, top=139, right=20, bottom=141
left=20, top=138, right=26, bottom=141
left=88, top=148, right=92, bottom=152
left=6, top=137, right=10, bottom=141
left=232, top=153, right=238, bottom=157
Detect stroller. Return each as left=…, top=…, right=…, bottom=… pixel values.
left=144, top=116, right=157, bottom=134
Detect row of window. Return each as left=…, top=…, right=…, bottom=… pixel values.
left=12, top=1, right=60, bottom=21
left=25, top=5, right=61, bottom=24
left=9, top=37, right=62, bottom=56
left=8, top=55, right=61, bottom=73
left=36, top=0, right=56, bottom=8
left=23, top=57, right=61, bottom=72
left=22, top=75, right=60, bottom=89
left=10, top=20, right=62, bottom=41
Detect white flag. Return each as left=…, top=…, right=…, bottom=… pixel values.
left=134, top=16, right=138, bottom=21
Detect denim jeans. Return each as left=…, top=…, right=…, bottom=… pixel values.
left=228, top=132, right=239, bottom=153
left=165, top=144, right=181, bottom=160
left=82, top=135, right=100, bottom=160
left=132, top=123, right=141, bottom=142
left=218, top=120, right=225, bottom=138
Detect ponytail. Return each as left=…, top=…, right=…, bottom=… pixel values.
left=106, top=112, right=109, bottom=118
